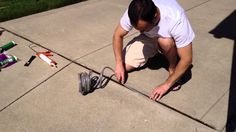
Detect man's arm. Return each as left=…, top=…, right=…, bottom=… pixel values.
left=166, top=43, right=192, bottom=86
left=113, top=24, right=129, bottom=83
left=150, top=43, right=193, bottom=101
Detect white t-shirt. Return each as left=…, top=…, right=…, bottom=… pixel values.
left=120, top=0, right=195, bottom=48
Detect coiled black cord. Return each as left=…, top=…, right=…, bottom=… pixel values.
left=79, top=66, right=115, bottom=95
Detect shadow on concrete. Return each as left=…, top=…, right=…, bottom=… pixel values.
left=209, top=10, right=236, bottom=132
left=143, top=53, right=193, bottom=86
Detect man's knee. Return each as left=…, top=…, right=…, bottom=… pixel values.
left=158, top=38, right=176, bottom=54
left=125, top=64, right=136, bottom=72
left=122, top=35, right=157, bottom=70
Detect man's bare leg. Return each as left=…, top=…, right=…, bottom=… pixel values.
left=157, top=38, right=180, bottom=90
left=125, top=64, right=136, bottom=72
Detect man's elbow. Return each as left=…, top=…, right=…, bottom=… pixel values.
left=180, top=55, right=192, bottom=66
left=185, top=56, right=192, bottom=66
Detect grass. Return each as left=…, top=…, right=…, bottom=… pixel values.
left=0, top=0, right=86, bottom=22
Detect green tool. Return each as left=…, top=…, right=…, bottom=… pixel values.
left=0, top=41, right=17, bottom=53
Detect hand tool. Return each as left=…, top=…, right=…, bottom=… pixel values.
left=28, top=44, right=57, bottom=67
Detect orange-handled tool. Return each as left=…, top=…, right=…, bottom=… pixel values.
left=29, top=44, right=57, bottom=67
left=36, top=51, right=57, bottom=67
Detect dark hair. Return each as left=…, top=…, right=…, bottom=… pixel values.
left=128, top=0, right=157, bottom=27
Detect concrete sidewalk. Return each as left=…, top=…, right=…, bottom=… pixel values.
left=0, top=0, right=235, bottom=131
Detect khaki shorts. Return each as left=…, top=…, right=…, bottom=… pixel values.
left=123, top=34, right=159, bottom=68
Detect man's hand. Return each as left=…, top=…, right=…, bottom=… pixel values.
left=115, top=62, right=125, bottom=84
left=150, top=83, right=170, bottom=101
left=150, top=44, right=193, bottom=101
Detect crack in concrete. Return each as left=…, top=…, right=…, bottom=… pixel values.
left=72, top=31, right=139, bottom=61
left=0, top=62, right=72, bottom=112
left=200, top=89, right=229, bottom=120
left=185, top=0, right=213, bottom=12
